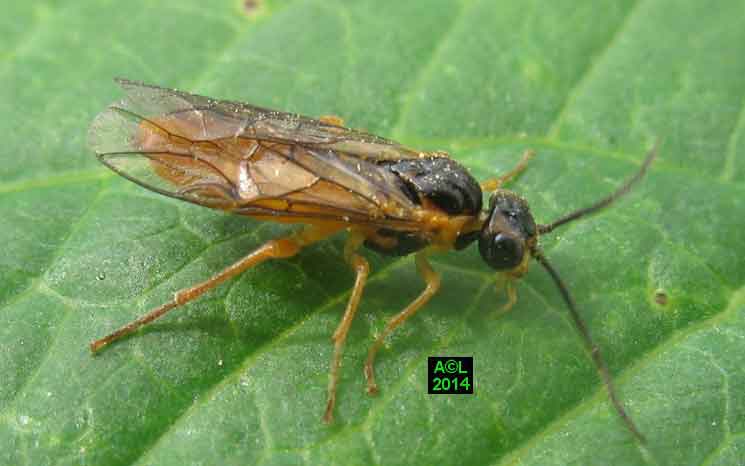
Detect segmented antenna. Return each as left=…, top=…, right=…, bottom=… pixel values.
left=531, top=143, right=659, bottom=443
left=538, top=141, right=659, bottom=235
left=534, top=251, right=646, bottom=444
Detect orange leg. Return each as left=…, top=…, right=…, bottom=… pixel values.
left=364, top=253, right=440, bottom=395
left=480, top=149, right=535, bottom=192
left=89, top=225, right=339, bottom=353
left=323, top=234, right=369, bottom=423
left=319, top=115, right=345, bottom=127
left=492, top=275, right=517, bottom=315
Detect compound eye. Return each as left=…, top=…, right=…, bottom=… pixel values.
left=479, top=232, right=524, bottom=270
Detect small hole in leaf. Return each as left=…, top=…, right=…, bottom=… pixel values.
left=654, top=289, right=668, bottom=306
left=243, top=0, right=261, bottom=15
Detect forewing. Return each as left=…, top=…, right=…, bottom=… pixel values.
left=88, top=79, right=422, bottom=224
left=109, top=78, right=425, bottom=160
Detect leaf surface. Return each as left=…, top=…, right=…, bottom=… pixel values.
left=1, top=1, right=744, bottom=465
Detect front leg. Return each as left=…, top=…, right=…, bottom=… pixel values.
left=480, top=149, right=535, bottom=192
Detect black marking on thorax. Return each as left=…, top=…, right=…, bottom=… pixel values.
left=364, top=156, right=483, bottom=256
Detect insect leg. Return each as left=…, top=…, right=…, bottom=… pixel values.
left=319, top=115, right=345, bottom=127
left=364, top=252, right=441, bottom=395
left=480, top=149, right=535, bottom=192
left=495, top=275, right=518, bottom=313
left=323, top=233, right=369, bottom=424
left=89, top=225, right=339, bottom=353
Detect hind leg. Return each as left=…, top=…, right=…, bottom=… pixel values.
left=90, top=225, right=339, bottom=352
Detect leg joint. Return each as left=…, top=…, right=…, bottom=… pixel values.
left=174, top=289, right=190, bottom=305
left=350, top=254, right=369, bottom=275
left=268, top=238, right=300, bottom=258
left=428, top=273, right=441, bottom=292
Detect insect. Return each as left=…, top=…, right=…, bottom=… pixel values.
left=88, top=78, right=656, bottom=442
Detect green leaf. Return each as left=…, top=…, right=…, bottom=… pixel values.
left=2, top=0, right=744, bottom=465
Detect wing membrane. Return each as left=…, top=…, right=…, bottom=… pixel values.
left=88, top=79, right=428, bottom=227
left=111, top=78, right=427, bottom=159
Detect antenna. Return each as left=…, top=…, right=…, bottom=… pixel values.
left=530, top=143, right=659, bottom=443
left=534, top=251, right=646, bottom=444
left=538, top=141, right=659, bottom=235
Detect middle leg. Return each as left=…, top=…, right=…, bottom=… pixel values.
left=323, top=233, right=369, bottom=423
left=364, top=252, right=441, bottom=395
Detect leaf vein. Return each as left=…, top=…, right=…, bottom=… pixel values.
left=547, top=0, right=645, bottom=139
left=126, top=254, right=416, bottom=464
left=719, top=92, right=745, bottom=182
left=390, top=0, right=475, bottom=140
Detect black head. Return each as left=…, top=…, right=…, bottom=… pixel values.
left=478, top=190, right=537, bottom=272
left=469, top=142, right=658, bottom=445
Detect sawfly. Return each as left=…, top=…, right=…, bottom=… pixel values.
left=88, top=78, right=657, bottom=441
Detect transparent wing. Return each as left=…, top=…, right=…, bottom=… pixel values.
left=103, top=78, right=428, bottom=159
left=88, top=79, right=426, bottom=227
